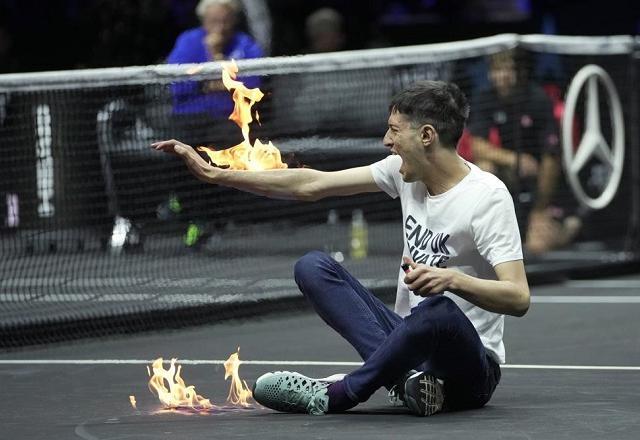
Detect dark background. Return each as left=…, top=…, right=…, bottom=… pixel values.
left=0, top=0, right=638, bottom=74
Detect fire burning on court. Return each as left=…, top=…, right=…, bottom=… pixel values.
left=133, top=348, right=255, bottom=414
left=147, top=357, right=214, bottom=411
left=224, top=347, right=253, bottom=407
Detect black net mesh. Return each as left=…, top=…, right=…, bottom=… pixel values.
left=0, top=35, right=638, bottom=348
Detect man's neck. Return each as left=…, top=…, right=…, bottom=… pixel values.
left=421, top=150, right=470, bottom=196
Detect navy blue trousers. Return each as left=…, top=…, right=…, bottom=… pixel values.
left=294, top=251, right=501, bottom=411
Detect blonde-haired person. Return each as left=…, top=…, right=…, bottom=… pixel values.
left=194, top=0, right=243, bottom=61
left=167, top=0, right=263, bottom=118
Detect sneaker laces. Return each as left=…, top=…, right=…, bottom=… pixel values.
left=280, top=372, right=330, bottom=415
left=306, top=387, right=329, bottom=415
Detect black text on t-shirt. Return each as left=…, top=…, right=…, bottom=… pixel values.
left=405, top=215, right=451, bottom=268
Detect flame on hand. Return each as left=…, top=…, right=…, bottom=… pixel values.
left=147, top=358, right=213, bottom=411
left=224, top=347, right=253, bottom=407
left=197, top=60, right=288, bottom=171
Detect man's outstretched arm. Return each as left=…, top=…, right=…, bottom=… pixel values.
left=151, top=139, right=381, bottom=201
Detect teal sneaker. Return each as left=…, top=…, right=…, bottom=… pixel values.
left=252, top=371, right=330, bottom=415
left=403, top=371, right=445, bottom=416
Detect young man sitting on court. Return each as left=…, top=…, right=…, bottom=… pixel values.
left=151, top=81, right=530, bottom=416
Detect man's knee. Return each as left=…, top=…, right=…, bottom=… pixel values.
left=404, top=296, right=460, bottom=340
left=293, top=250, right=333, bottom=288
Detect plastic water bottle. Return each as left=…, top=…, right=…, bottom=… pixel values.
left=350, top=209, right=368, bottom=260
left=325, top=209, right=344, bottom=262
left=5, top=193, right=19, bottom=228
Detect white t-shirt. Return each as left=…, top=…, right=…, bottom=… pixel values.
left=370, top=155, right=523, bottom=363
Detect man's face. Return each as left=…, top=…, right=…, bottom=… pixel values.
left=383, top=111, right=424, bottom=182
left=202, top=4, right=237, bottom=43
left=490, top=58, right=517, bottom=98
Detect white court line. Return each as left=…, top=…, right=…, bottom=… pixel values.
left=1, top=295, right=638, bottom=304
left=564, top=280, right=640, bottom=289
left=0, top=359, right=638, bottom=371
left=531, top=296, right=640, bottom=303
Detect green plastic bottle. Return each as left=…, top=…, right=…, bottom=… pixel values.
left=350, top=209, right=368, bottom=260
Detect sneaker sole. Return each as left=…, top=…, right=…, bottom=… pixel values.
left=404, top=372, right=444, bottom=416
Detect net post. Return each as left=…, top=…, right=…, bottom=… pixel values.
left=625, top=39, right=640, bottom=253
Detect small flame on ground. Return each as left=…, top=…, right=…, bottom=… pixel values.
left=224, top=347, right=253, bottom=407
left=147, top=358, right=213, bottom=411
left=140, top=350, right=255, bottom=414
left=129, top=395, right=137, bottom=409
left=197, top=60, right=288, bottom=171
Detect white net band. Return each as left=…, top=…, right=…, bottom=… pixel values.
left=1, top=34, right=636, bottom=92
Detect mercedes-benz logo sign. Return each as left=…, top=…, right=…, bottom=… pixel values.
left=562, top=64, right=625, bottom=210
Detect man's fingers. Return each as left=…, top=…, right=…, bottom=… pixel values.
left=406, top=271, right=430, bottom=290
left=403, top=263, right=431, bottom=284
left=406, top=271, right=444, bottom=296
left=150, top=139, right=217, bottom=184
left=402, top=256, right=417, bottom=270
left=151, top=141, right=173, bottom=150
left=404, top=271, right=420, bottom=284
left=150, top=139, right=193, bottom=155
left=151, top=139, right=176, bottom=147
left=415, top=281, right=442, bottom=297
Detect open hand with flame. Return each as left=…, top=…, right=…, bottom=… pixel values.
left=152, top=61, right=288, bottom=172
left=151, top=139, right=221, bottom=183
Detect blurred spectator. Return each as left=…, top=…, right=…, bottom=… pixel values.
left=268, top=1, right=383, bottom=56
left=304, top=7, right=346, bottom=53
left=166, top=0, right=264, bottom=121
left=168, top=0, right=262, bottom=64
left=465, top=49, right=580, bottom=255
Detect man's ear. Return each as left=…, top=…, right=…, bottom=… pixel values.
left=420, top=124, right=437, bottom=147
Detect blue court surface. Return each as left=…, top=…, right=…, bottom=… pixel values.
left=1, top=274, right=639, bottom=440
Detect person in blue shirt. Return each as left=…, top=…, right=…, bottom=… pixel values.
left=161, top=0, right=264, bottom=249
left=167, top=0, right=264, bottom=119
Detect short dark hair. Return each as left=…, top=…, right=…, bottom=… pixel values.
left=389, top=81, right=470, bottom=147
